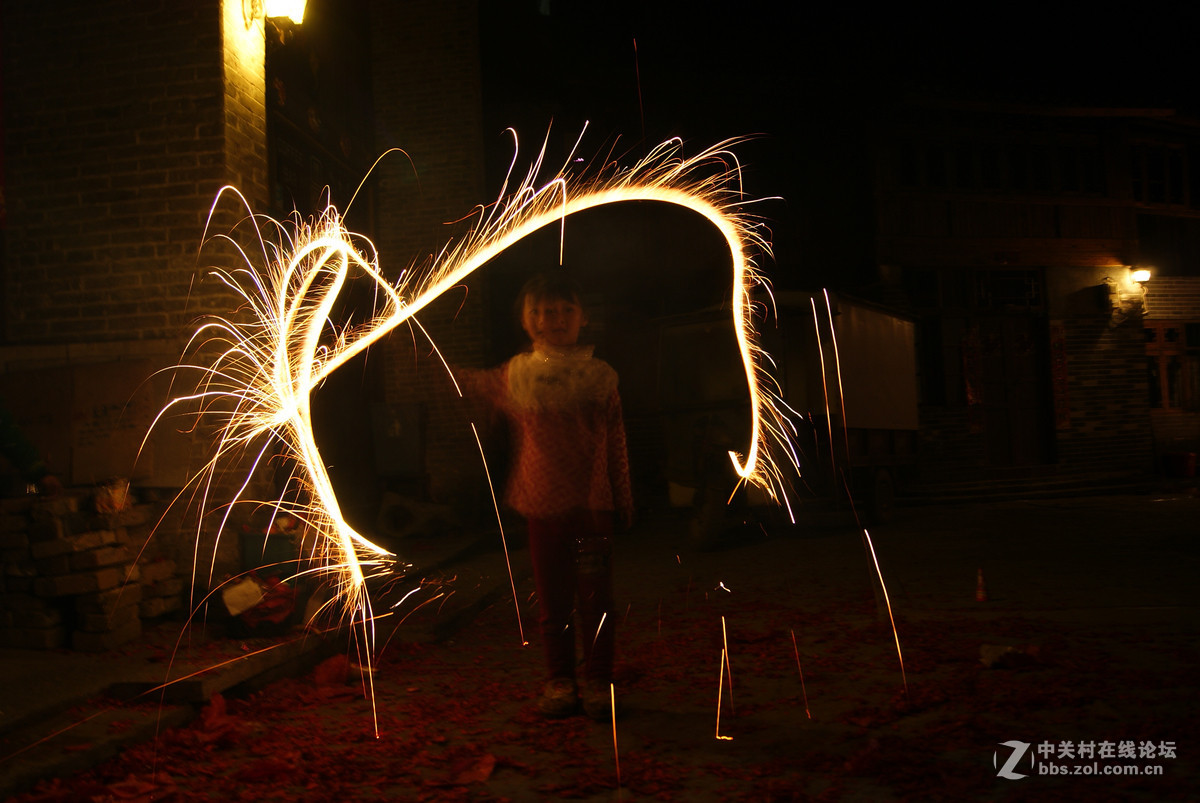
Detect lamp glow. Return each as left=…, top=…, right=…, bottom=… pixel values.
left=265, top=0, right=305, bottom=23
left=1131, top=268, right=1151, bottom=283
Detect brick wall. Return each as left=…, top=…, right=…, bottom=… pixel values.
left=368, top=0, right=493, bottom=510
left=1053, top=315, right=1154, bottom=474
left=1144, top=277, right=1200, bottom=320
left=2, top=0, right=267, bottom=345
left=2, top=0, right=274, bottom=581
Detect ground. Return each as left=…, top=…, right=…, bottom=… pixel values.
left=6, top=496, right=1199, bottom=801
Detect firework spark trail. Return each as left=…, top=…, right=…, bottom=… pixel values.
left=715, top=648, right=734, bottom=741
left=862, top=528, right=906, bottom=692
left=157, top=134, right=791, bottom=655
left=470, top=422, right=527, bottom=646
left=790, top=628, right=812, bottom=719
left=721, top=615, right=734, bottom=714
left=611, top=682, right=623, bottom=796
left=809, top=297, right=836, bottom=481
left=807, top=291, right=908, bottom=694
left=823, top=288, right=851, bottom=466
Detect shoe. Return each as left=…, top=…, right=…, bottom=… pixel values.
left=582, top=682, right=618, bottom=721
left=538, top=678, right=578, bottom=718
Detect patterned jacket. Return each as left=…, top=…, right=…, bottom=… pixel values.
left=462, top=347, right=633, bottom=524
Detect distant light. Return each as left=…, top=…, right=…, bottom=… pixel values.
left=265, top=0, right=306, bottom=23
left=1132, top=268, right=1152, bottom=283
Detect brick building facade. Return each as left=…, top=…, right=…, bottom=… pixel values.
left=870, top=100, right=1200, bottom=490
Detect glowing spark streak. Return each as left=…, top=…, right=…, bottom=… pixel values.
left=593, top=611, right=609, bottom=652
left=301, top=146, right=782, bottom=494
left=470, top=422, right=527, bottom=645
left=809, top=298, right=835, bottom=477
left=610, top=682, right=622, bottom=793
left=823, top=289, right=851, bottom=464
left=790, top=629, right=811, bottom=719
left=862, top=529, right=907, bottom=693
left=721, top=615, right=734, bottom=713
left=168, top=136, right=790, bottom=641
left=390, top=587, right=423, bottom=609
left=715, top=649, right=734, bottom=741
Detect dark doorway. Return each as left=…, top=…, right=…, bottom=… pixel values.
left=976, top=314, right=1055, bottom=467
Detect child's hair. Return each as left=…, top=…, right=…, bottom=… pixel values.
left=517, top=271, right=583, bottom=308
left=513, top=271, right=584, bottom=334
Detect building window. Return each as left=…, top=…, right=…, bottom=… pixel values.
left=1132, top=143, right=1189, bottom=208
left=975, top=269, right=1043, bottom=311
left=890, top=133, right=1106, bottom=197
left=1145, top=321, right=1200, bottom=410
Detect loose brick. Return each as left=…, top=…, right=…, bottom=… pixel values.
left=5, top=559, right=38, bottom=578
left=76, top=583, right=143, bottom=617
left=0, top=592, right=44, bottom=613
left=72, top=530, right=121, bottom=551
left=33, top=554, right=73, bottom=576
left=34, top=566, right=123, bottom=597
left=2, top=546, right=30, bottom=564
left=7, top=626, right=68, bottom=650
left=26, top=515, right=66, bottom=542
left=110, top=505, right=152, bottom=528
left=0, top=529, right=30, bottom=549
left=139, top=594, right=182, bottom=619
left=29, top=510, right=89, bottom=540
left=78, top=603, right=139, bottom=634
left=29, top=538, right=74, bottom=560
left=139, top=558, right=177, bottom=585
left=32, top=496, right=79, bottom=517
left=70, top=545, right=132, bottom=571
left=0, top=498, right=34, bottom=515
left=24, top=607, right=65, bottom=628
left=0, top=513, right=29, bottom=534
left=145, top=576, right=185, bottom=599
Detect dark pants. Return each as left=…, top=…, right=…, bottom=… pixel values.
left=526, top=510, right=616, bottom=685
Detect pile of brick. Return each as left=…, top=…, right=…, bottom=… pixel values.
left=0, top=493, right=185, bottom=651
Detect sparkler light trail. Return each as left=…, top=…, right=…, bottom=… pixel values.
left=159, top=131, right=792, bottom=647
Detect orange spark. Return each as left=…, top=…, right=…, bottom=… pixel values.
left=862, top=528, right=907, bottom=693
left=790, top=628, right=812, bottom=719
left=716, top=648, right=734, bottom=741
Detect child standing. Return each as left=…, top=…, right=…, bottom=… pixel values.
left=464, top=272, right=633, bottom=719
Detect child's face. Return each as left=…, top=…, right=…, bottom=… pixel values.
left=522, top=293, right=586, bottom=350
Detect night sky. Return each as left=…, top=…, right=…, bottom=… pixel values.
left=476, top=1, right=1195, bottom=292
